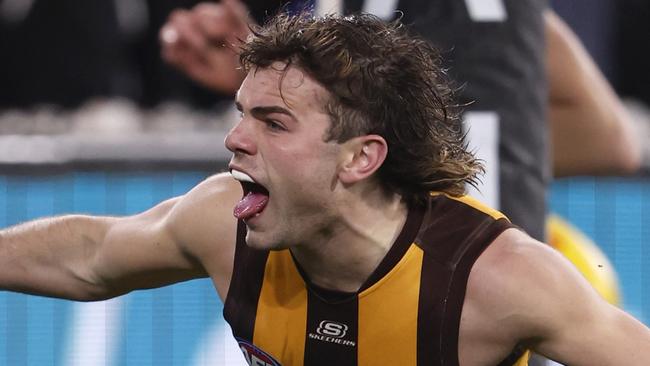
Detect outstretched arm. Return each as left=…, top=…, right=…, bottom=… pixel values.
left=0, top=173, right=240, bottom=302
left=1, top=213, right=124, bottom=300
left=547, top=10, right=641, bottom=177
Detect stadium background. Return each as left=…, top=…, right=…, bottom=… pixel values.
left=0, top=170, right=648, bottom=365
left=1, top=0, right=650, bottom=364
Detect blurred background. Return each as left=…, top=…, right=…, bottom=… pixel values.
left=0, top=0, right=649, bottom=365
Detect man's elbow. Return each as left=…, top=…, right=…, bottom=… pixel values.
left=613, top=133, right=643, bottom=175
left=69, top=286, right=124, bottom=302
left=618, top=149, right=642, bottom=175
left=64, top=265, right=132, bottom=302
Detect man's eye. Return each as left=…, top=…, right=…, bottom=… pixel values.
left=265, top=120, right=286, bottom=131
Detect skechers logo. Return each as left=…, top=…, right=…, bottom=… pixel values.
left=309, top=321, right=356, bottom=347
left=317, top=320, right=348, bottom=338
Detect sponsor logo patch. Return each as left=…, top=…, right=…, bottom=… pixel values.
left=236, top=338, right=282, bottom=366
left=309, top=320, right=356, bottom=347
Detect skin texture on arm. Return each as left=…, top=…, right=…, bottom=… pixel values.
left=547, top=10, right=642, bottom=177
left=0, top=173, right=241, bottom=302
left=460, top=228, right=650, bottom=366
left=0, top=214, right=123, bottom=300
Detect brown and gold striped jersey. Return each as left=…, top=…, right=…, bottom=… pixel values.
left=224, top=194, right=529, bottom=366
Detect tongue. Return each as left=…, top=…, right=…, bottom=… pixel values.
left=233, top=191, right=269, bottom=220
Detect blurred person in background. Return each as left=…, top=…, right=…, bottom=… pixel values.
left=545, top=9, right=640, bottom=177
left=618, top=0, right=650, bottom=107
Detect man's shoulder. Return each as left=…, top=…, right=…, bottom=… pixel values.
left=189, top=172, right=242, bottom=198
left=165, top=173, right=242, bottom=287
left=457, top=229, right=539, bottom=366
left=465, top=228, right=591, bottom=340
left=169, top=172, right=240, bottom=215
left=469, top=229, right=559, bottom=304
left=168, top=171, right=241, bottom=232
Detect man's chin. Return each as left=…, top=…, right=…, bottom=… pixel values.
left=244, top=231, right=287, bottom=251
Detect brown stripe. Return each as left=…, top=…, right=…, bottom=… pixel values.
left=223, top=220, right=269, bottom=341
left=441, top=218, right=512, bottom=365
left=304, top=291, right=358, bottom=366
left=414, top=195, right=514, bottom=365
left=416, top=250, right=453, bottom=366
left=360, top=203, right=424, bottom=292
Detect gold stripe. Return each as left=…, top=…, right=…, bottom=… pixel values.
left=430, top=192, right=507, bottom=220
left=358, top=244, right=423, bottom=366
left=513, top=350, right=531, bottom=366
left=254, top=250, right=308, bottom=366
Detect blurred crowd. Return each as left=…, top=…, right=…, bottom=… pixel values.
left=0, top=0, right=646, bottom=109
left=1, top=0, right=222, bottom=110
left=0, top=0, right=648, bottom=151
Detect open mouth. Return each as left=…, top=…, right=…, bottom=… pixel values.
left=231, top=169, right=270, bottom=220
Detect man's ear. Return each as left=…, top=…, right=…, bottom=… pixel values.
left=338, top=135, right=388, bottom=185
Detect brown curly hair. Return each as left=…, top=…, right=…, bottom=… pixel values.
left=239, top=12, right=483, bottom=206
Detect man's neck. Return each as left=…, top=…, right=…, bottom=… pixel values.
left=290, top=192, right=409, bottom=293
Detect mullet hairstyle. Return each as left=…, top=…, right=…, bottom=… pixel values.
left=239, top=11, right=484, bottom=206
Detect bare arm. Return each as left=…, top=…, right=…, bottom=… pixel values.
left=0, top=173, right=241, bottom=302
left=519, top=239, right=650, bottom=365
left=463, top=229, right=650, bottom=365
left=547, top=10, right=642, bottom=177
left=0, top=214, right=123, bottom=300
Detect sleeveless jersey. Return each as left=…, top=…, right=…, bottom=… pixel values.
left=224, top=194, right=529, bottom=366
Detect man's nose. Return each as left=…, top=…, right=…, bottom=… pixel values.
left=225, top=119, right=257, bottom=155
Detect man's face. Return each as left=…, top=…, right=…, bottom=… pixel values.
left=225, top=63, right=345, bottom=249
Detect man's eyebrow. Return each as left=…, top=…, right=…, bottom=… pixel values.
left=235, top=101, right=297, bottom=120
left=251, top=106, right=295, bottom=118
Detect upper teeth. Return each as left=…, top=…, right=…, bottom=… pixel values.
left=231, top=169, right=254, bottom=183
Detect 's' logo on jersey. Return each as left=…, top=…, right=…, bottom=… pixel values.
left=236, top=338, right=282, bottom=366
left=316, top=320, right=347, bottom=338
left=309, top=320, right=356, bottom=347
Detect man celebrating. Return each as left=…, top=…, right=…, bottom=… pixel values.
left=1, top=12, right=648, bottom=366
